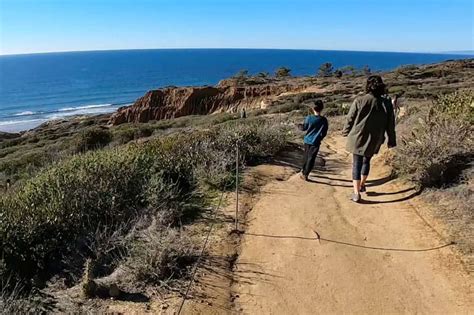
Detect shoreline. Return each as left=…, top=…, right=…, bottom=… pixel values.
left=2, top=57, right=472, bottom=134
left=0, top=104, right=126, bottom=133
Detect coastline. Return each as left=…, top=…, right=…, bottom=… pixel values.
left=0, top=103, right=126, bottom=133
left=1, top=49, right=472, bottom=134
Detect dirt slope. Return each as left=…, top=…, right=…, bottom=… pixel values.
left=232, top=135, right=473, bottom=314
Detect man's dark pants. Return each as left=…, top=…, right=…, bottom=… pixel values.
left=302, top=143, right=320, bottom=177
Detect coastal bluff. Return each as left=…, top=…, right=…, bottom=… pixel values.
left=109, top=79, right=308, bottom=125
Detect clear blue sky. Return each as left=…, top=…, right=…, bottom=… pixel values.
left=0, top=0, right=472, bottom=55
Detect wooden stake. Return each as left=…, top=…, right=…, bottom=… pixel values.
left=235, top=145, right=239, bottom=231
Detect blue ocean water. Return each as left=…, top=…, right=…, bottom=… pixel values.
left=0, top=49, right=471, bottom=132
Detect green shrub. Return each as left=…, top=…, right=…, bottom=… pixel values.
left=75, top=127, right=112, bottom=152
left=393, top=90, right=473, bottom=187
left=0, top=118, right=288, bottom=293
left=318, top=62, right=334, bottom=77
left=208, top=113, right=238, bottom=125
left=114, top=128, right=136, bottom=144
left=323, top=102, right=345, bottom=116
left=434, top=90, right=473, bottom=124
left=0, top=147, right=154, bottom=283
left=275, top=67, right=291, bottom=78
left=267, top=102, right=306, bottom=114
left=137, top=126, right=154, bottom=138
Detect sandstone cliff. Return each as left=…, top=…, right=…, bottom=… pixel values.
left=109, top=80, right=307, bottom=125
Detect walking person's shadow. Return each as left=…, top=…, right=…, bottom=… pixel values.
left=359, top=189, right=421, bottom=204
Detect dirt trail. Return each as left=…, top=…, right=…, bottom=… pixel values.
left=232, top=135, right=473, bottom=314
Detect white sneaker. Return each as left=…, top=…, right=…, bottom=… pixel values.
left=351, top=193, right=361, bottom=203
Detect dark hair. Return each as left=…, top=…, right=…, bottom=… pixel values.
left=313, top=99, right=324, bottom=112
left=366, top=75, right=386, bottom=96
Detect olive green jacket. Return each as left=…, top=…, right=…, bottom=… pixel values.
left=342, top=93, right=396, bottom=157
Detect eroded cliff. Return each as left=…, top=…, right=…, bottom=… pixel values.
left=109, top=80, right=307, bottom=125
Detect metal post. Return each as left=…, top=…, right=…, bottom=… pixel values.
left=235, top=144, right=239, bottom=231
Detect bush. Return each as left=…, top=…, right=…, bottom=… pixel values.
left=75, top=127, right=112, bottom=152
left=114, top=128, right=136, bottom=144
left=323, top=102, right=345, bottom=116
left=137, top=126, right=154, bottom=138
left=192, top=119, right=288, bottom=188
left=113, top=125, right=155, bottom=145
left=233, top=69, right=250, bottom=84
left=318, top=62, right=334, bottom=77
left=124, top=229, right=196, bottom=285
left=267, top=102, right=306, bottom=114
left=393, top=90, right=473, bottom=187
left=0, top=118, right=288, bottom=295
left=0, top=147, right=158, bottom=285
left=275, top=67, right=291, bottom=78
left=434, top=90, right=473, bottom=124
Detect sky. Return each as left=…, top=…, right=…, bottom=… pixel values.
left=0, top=0, right=472, bottom=55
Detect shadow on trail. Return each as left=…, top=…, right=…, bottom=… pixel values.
left=244, top=233, right=455, bottom=252
left=306, top=174, right=396, bottom=189
left=307, top=178, right=352, bottom=188
left=366, top=187, right=416, bottom=196
left=311, top=174, right=393, bottom=186
left=359, top=190, right=422, bottom=204
left=366, top=175, right=395, bottom=187
left=270, top=143, right=346, bottom=174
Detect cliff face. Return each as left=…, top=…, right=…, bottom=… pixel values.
left=109, top=81, right=305, bottom=125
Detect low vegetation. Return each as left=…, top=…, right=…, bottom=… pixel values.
left=392, top=89, right=473, bottom=270
left=393, top=90, right=473, bottom=188
left=0, top=118, right=289, bottom=311
left=0, top=112, right=243, bottom=184
left=75, top=127, right=113, bottom=152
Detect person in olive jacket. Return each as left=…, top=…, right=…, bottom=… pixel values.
left=342, top=75, right=396, bottom=202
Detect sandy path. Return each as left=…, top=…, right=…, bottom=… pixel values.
left=233, top=135, right=473, bottom=314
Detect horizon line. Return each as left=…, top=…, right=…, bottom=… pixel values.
left=1, top=47, right=473, bottom=57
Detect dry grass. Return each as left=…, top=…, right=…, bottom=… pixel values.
left=0, top=117, right=289, bottom=312
left=393, top=90, right=473, bottom=271
left=393, top=90, right=473, bottom=187
left=423, top=168, right=474, bottom=271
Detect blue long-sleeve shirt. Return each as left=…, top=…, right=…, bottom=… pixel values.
left=303, top=115, right=328, bottom=146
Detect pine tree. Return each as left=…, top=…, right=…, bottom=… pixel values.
left=318, top=63, right=334, bottom=77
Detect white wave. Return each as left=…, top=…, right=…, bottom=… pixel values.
left=47, top=105, right=119, bottom=119
left=57, top=103, right=112, bottom=112
left=57, top=107, right=76, bottom=112
left=0, top=103, right=122, bottom=133
left=14, top=111, right=36, bottom=116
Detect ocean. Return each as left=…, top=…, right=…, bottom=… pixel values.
left=0, top=49, right=471, bottom=132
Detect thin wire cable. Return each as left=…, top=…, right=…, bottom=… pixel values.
left=245, top=232, right=455, bottom=252
left=177, top=183, right=228, bottom=314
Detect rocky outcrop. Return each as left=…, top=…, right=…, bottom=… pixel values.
left=109, top=81, right=307, bottom=125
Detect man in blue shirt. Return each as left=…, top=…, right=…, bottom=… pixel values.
left=300, top=100, right=329, bottom=181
